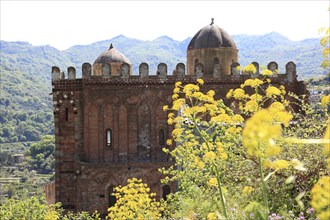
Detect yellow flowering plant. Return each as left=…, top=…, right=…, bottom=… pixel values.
left=160, top=69, right=329, bottom=219
left=243, top=63, right=257, bottom=75
left=107, top=178, right=163, bottom=220
left=227, top=68, right=290, bottom=117
left=161, top=79, right=246, bottom=219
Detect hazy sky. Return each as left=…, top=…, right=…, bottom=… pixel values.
left=1, top=0, right=329, bottom=50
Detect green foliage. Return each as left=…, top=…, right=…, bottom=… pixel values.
left=0, top=136, right=55, bottom=200
left=0, top=196, right=60, bottom=220
left=28, top=135, right=55, bottom=174
left=163, top=184, right=220, bottom=219
left=0, top=195, right=101, bottom=220
left=61, top=211, right=101, bottom=220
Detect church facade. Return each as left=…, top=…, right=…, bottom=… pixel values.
left=50, top=20, right=308, bottom=216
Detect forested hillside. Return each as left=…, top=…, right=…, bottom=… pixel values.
left=233, top=32, right=325, bottom=78
left=0, top=32, right=325, bottom=144
left=0, top=41, right=74, bottom=143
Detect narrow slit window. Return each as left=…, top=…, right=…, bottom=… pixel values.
left=106, top=129, right=112, bottom=147
left=65, top=108, right=69, bottom=122
left=159, top=128, right=165, bottom=146
left=109, top=186, right=116, bottom=207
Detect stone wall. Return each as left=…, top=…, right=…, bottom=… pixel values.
left=44, top=181, right=55, bottom=205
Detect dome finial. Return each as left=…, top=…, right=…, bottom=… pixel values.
left=210, top=18, right=214, bottom=25
left=108, top=43, right=113, bottom=50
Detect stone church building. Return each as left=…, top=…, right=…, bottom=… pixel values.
left=48, top=20, right=308, bottom=216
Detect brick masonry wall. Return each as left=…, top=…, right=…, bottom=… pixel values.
left=51, top=74, right=308, bottom=215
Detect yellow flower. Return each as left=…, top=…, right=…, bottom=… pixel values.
left=269, top=102, right=285, bottom=112
left=211, top=113, right=231, bottom=124
left=233, top=88, right=246, bottom=100
left=197, top=78, right=204, bottom=85
left=163, top=105, right=169, bottom=112
left=167, top=118, right=174, bottom=125
left=244, top=100, right=259, bottom=113
left=183, top=84, right=200, bottom=97
left=242, top=109, right=283, bottom=157
left=172, top=128, right=183, bottom=139
left=166, top=139, right=172, bottom=145
left=190, top=106, right=207, bottom=114
left=242, top=186, right=254, bottom=194
left=274, top=111, right=293, bottom=127
left=243, top=64, right=257, bottom=74
left=226, top=89, right=233, bottom=99
left=265, top=145, right=281, bottom=157
left=311, top=176, right=330, bottom=220
left=217, top=147, right=224, bottom=155
left=232, top=114, right=244, bottom=123
left=194, top=157, right=205, bottom=169
left=108, top=178, right=163, bottom=220
left=250, top=94, right=263, bottom=102
left=271, top=159, right=290, bottom=170
left=173, top=87, right=180, bottom=94
left=244, top=78, right=263, bottom=88
left=172, top=98, right=186, bottom=111
left=207, top=90, right=215, bottom=97
left=279, top=85, right=286, bottom=95
left=203, top=151, right=216, bottom=160
left=226, top=127, right=237, bottom=134
left=220, top=152, right=228, bottom=160
left=324, top=121, right=330, bottom=168
left=198, top=161, right=205, bottom=169
left=208, top=178, right=218, bottom=187
left=175, top=81, right=182, bottom=87
left=207, top=212, right=218, bottom=220
left=168, top=112, right=175, bottom=118
left=172, top=93, right=179, bottom=100
left=261, top=69, right=273, bottom=76
left=266, top=86, right=282, bottom=97
left=321, top=94, right=330, bottom=106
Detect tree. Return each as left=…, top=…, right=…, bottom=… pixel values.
left=29, top=135, right=55, bottom=174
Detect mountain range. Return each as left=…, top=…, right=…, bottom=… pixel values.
left=0, top=32, right=326, bottom=143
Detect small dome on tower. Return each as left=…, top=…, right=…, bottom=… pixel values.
left=187, top=18, right=236, bottom=50
left=94, top=44, right=131, bottom=64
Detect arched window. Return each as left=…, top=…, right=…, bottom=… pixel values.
left=106, top=129, right=112, bottom=147
left=109, top=186, right=116, bottom=207
left=162, top=185, right=171, bottom=200
left=159, top=128, right=165, bottom=146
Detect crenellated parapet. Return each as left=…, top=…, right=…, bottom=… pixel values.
left=51, top=61, right=299, bottom=83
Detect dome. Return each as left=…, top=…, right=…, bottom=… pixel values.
left=94, top=44, right=131, bottom=64
left=187, top=19, right=236, bottom=50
